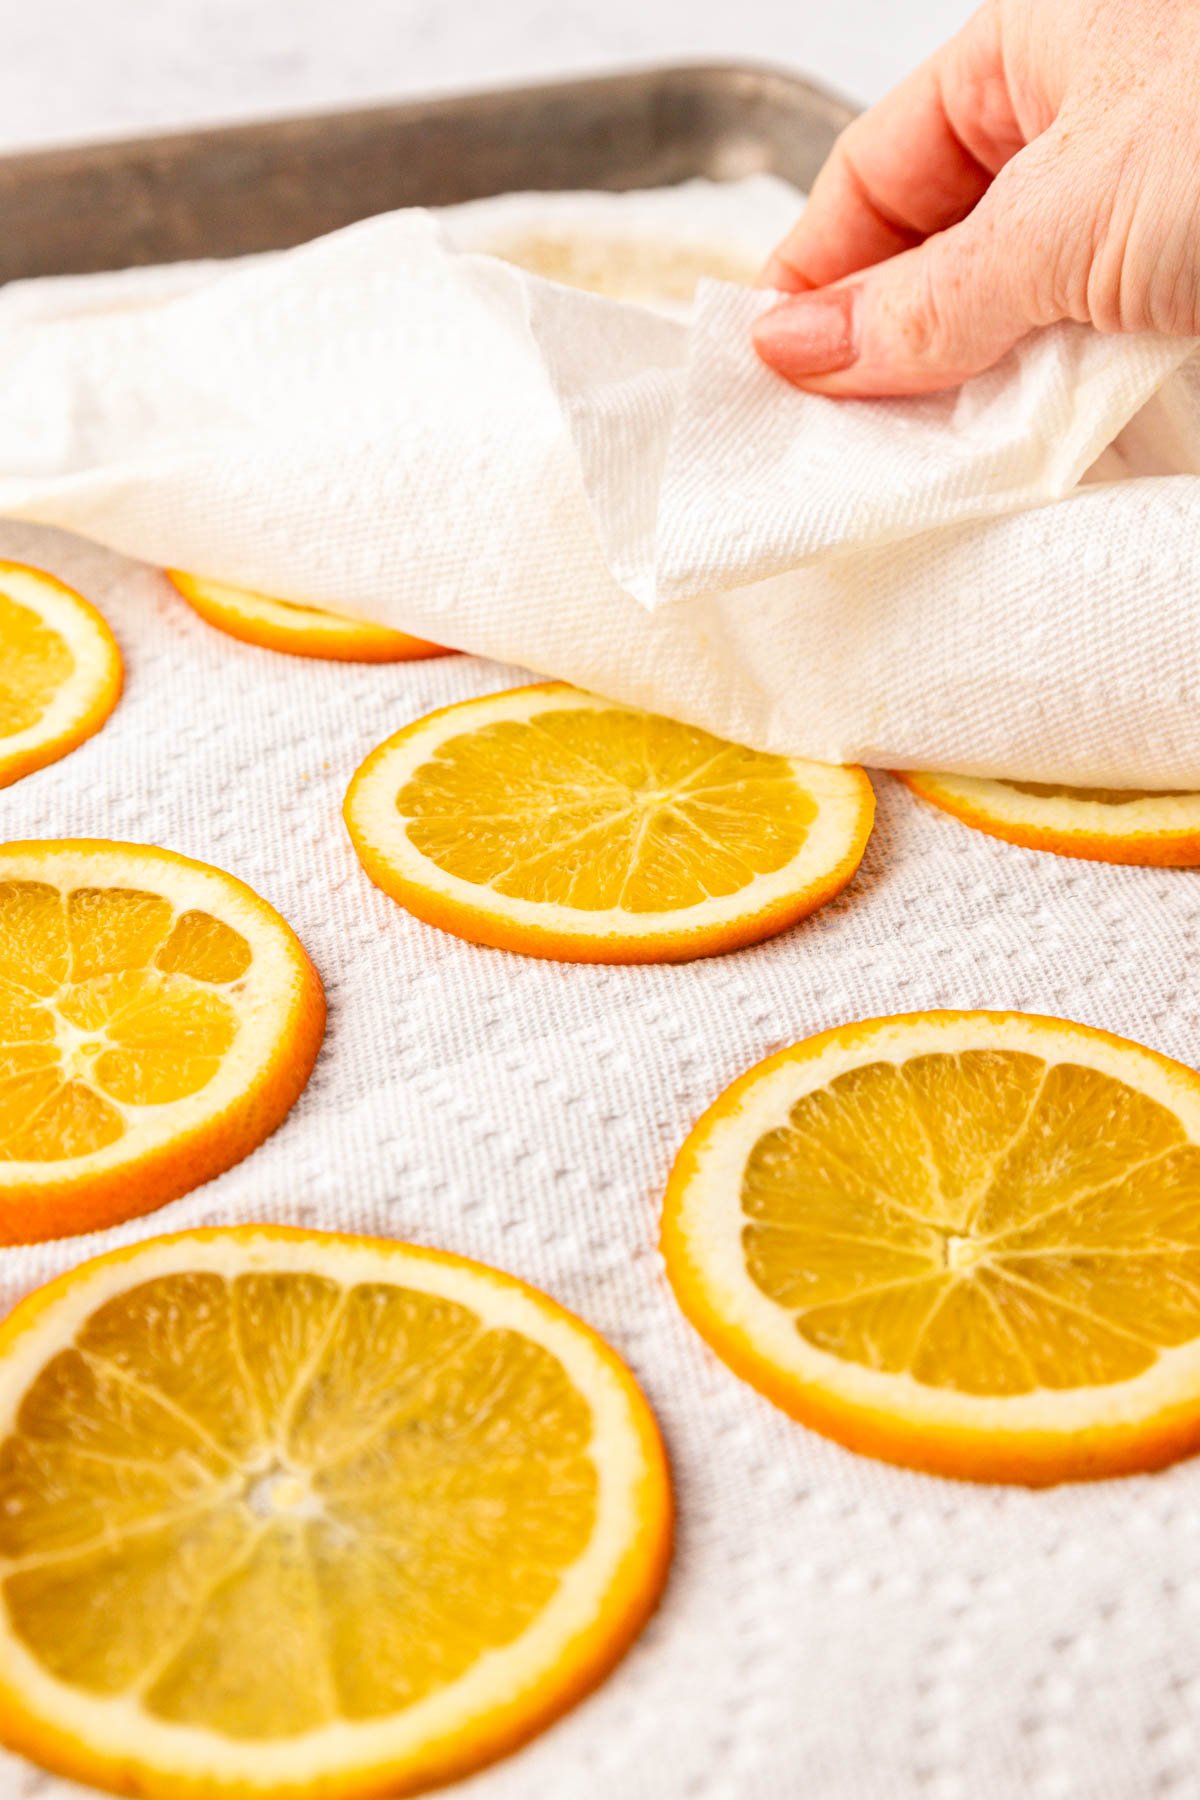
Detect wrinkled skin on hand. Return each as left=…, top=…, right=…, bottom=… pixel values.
left=754, top=0, right=1200, bottom=395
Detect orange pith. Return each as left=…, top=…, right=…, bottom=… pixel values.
left=0, top=1226, right=672, bottom=1800
left=663, top=1010, right=1200, bottom=1484
left=167, top=572, right=449, bottom=665
left=0, top=563, right=123, bottom=789
left=0, top=843, right=325, bottom=1241
left=896, top=770, right=1200, bottom=866
left=343, top=683, right=875, bottom=963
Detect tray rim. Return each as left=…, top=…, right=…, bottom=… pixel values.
left=0, top=58, right=856, bottom=180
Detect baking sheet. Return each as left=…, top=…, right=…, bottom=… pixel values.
left=3, top=63, right=1189, bottom=1800
left=0, top=63, right=852, bottom=284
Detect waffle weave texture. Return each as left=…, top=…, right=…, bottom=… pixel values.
left=3, top=515, right=1200, bottom=1800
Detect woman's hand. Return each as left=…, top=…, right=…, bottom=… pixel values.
left=753, top=0, right=1200, bottom=395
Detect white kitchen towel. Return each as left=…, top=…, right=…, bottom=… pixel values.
left=1, top=180, right=1200, bottom=783
left=5, top=516, right=1200, bottom=1800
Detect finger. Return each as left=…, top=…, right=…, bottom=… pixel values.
left=759, top=3, right=1026, bottom=294
left=753, top=142, right=1068, bottom=396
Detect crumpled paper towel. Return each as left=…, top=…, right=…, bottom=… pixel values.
left=544, top=281, right=1194, bottom=601
left=1, top=177, right=1200, bottom=783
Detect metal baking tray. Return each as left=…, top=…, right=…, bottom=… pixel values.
left=0, top=62, right=853, bottom=285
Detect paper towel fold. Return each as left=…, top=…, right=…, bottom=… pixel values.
left=1, top=179, right=1199, bottom=784
left=541, top=280, right=1195, bottom=604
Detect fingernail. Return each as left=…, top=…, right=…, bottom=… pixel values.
left=753, top=287, right=860, bottom=378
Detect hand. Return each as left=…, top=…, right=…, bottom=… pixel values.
left=753, top=0, right=1200, bottom=396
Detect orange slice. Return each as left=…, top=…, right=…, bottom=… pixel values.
left=343, top=682, right=875, bottom=962
left=663, top=1010, right=1200, bottom=1484
left=895, top=770, right=1200, bottom=866
left=167, top=572, right=448, bottom=664
left=0, top=842, right=324, bottom=1242
left=0, top=1225, right=672, bottom=1799
left=0, top=563, right=122, bottom=789
left=488, top=233, right=757, bottom=305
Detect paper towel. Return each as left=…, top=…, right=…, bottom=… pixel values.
left=1, top=177, right=1199, bottom=783
left=5, top=515, right=1200, bottom=1800
left=5, top=181, right=1200, bottom=1800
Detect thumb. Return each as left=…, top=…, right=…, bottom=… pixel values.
left=753, top=147, right=1068, bottom=397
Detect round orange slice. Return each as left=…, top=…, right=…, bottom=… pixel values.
left=0, top=563, right=122, bottom=789
left=167, top=571, right=448, bottom=664
left=663, top=1010, right=1200, bottom=1484
left=0, top=842, right=325, bottom=1242
left=895, top=770, right=1200, bottom=866
left=486, top=232, right=757, bottom=305
left=0, top=1224, right=672, bottom=1800
left=343, top=682, right=875, bottom=962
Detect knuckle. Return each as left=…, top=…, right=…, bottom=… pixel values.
left=980, top=131, right=1095, bottom=326
left=1086, top=183, right=1200, bottom=335
left=1151, top=250, right=1200, bottom=337
left=1012, top=111, right=1200, bottom=338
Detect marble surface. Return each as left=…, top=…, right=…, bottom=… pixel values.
left=2, top=0, right=973, bottom=154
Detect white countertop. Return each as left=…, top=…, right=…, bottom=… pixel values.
left=3, top=0, right=973, bottom=153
